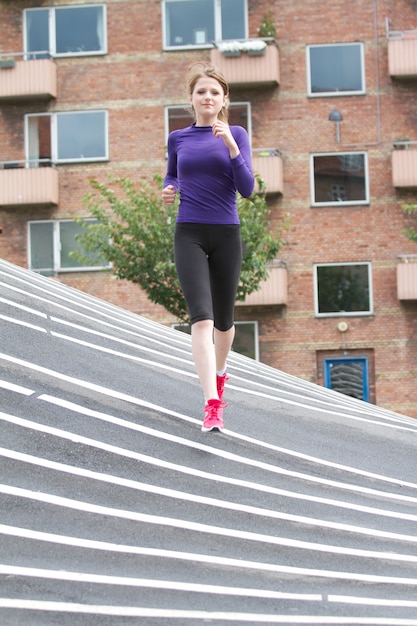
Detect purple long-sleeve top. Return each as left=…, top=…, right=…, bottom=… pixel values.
left=164, top=124, right=254, bottom=224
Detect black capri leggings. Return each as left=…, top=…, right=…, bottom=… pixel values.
left=174, top=222, right=242, bottom=331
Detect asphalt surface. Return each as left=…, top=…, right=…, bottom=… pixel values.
left=1, top=257, right=417, bottom=625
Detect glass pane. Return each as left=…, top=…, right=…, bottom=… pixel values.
left=56, top=112, right=106, bottom=161
left=228, top=104, right=248, bottom=132
left=59, top=221, right=106, bottom=268
left=317, top=265, right=370, bottom=314
left=55, top=5, right=104, bottom=54
left=329, top=360, right=365, bottom=400
left=27, top=116, right=52, bottom=167
left=165, top=0, right=214, bottom=47
left=168, top=107, right=193, bottom=133
left=29, top=222, right=54, bottom=271
left=221, top=0, right=246, bottom=40
left=310, top=44, right=362, bottom=94
left=233, top=322, right=256, bottom=359
left=313, top=154, right=366, bottom=203
left=25, top=9, right=50, bottom=58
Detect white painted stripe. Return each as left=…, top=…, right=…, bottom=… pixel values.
left=0, top=314, right=47, bottom=333
left=0, top=564, right=321, bottom=600
left=0, top=297, right=47, bottom=318
left=2, top=450, right=417, bottom=563
left=50, top=316, right=191, bottom=358
left=51, top=315, right=386, bottom=421
left=3, top=410, right=417, bottom=536
left=0, top=380, right=34, bottom=396
left=2, top=273, right=413, bottom=427
left=0, top=278, right=189, bottom=352
left=1, top=485, right=417, bottom=585
left=39, top=394, right=417, bottom=505
left=0, top=262, right=414, bottom=426
left=329, top=595, right=417, bottom=607
left=0, top=600, right=416, bottom=623
left=50, top=331, right=417, bottom=435
left=1, top=523, right=416, bottom=598
left=1, top=349, right=416, bottom=497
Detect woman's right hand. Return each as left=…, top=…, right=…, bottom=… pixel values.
left=162, top=185, right=177, bottom=206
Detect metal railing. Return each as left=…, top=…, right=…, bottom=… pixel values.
left=0, top=159, right=54, bottom=169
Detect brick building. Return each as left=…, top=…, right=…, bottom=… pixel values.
left=1, top=0, right=416, bottom=416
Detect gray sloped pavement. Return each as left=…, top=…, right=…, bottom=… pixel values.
left=1, top=258, right=417, bottom=626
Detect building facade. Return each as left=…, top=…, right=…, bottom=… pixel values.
left=1, top=0, right=416, bottom=416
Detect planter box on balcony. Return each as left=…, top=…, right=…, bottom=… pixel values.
left=252, top=154, right=284, bottom=195
left=392, top=149, right=417, bottom=187
left=0, top=167, right=59, bottom=207
left=236, top=265, right=287, bottom=307
left=0, top=58, right=57, bottom=101
left=210, top=44, right=279, bottom=86
left=388, top=37, right=417, bottom=78
left=397, top=262, right=417, bottom=300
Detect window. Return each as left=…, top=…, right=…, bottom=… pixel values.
left=172, top=320, right=259, bottom=359
left=307, top=43, right=365, bottom=97
left=165, top=102, right=251, bottom=143
left=24, top=4, right=107, bottom=58
left=26, top=111, right=108, bottom=165
left=310, top=152, right=369, bottom=206
left=28, top=220, right=110, bottom=275
left=162, top=0, right=247, bottom=49
left=314, top=262, right=373, bottom=317
left=324, top=357, right=369, bottom=401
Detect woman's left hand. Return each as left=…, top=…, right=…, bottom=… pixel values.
left=212, top=121, right=240, bottom=158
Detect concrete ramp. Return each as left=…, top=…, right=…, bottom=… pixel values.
left=1, top=258, right=417, bottom=625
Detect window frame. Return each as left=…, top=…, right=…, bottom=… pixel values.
left=162, top=0, right=248, bottom=51
left=23, top=4, right=107, bottom=59
left=310, top=151, right=370, bottom=207
left=25, top=110, right=109, bottom=165
left=164, top=102, right=252, bottom=146
left=313, top=261, right=373, bottom=318
left=28, top=219, right=111, bottom=275
left=324, top=356, right=369, bottom=402
left=306, top=42, right=365, bottom=98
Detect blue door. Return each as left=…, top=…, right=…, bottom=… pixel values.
left=324, top=357, right=369, bottom=401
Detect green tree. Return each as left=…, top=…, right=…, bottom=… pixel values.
left=75, top=174, right=289, bottom=322
left=402, top=203, right=417, bottom=245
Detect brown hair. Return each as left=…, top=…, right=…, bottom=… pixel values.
left=186, top=62, right=230, bottom=122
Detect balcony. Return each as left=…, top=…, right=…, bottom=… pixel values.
left=210, top=40, right=279, bottom=86
left=0, top=165, right=59, bottom=207
left=236, top=262, right=288, bottom=307
left=397, top=256, right=417, bottom=300
left=387, top=23, right=417, bottom=78
left=252, top=150, right=284, bottom=195
left=0, top=56, right=57, bottom=101
left=392, top=144, right=417, bottom=188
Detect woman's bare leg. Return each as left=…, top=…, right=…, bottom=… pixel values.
left=191, top=319, right=218, bottom=401
left=214, top=325, right=235, bottom=373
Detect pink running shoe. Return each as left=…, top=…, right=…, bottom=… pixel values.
left=202, top=398, right=226, bottom=432
left=216, top=372, right=229, bottom=401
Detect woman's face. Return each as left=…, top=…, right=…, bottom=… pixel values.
left=190, top=76, right=226, bottom=125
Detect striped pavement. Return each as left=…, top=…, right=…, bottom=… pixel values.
left=1, top=258, right=417, bottom=625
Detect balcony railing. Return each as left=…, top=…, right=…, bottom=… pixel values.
left=397, top=256, right=417, bottom=300
left=210, top=40, right=280, bottom=86
left=0, top=163, right=59, bottom=207
left=387, top=24, right=417, bottom=78
left=236, top=262, right=288, bottom=307
left=392, top=144, right=417, bottom=188
left=252, top=150, right=284, bottom=195
left=0, top=54, right=56, bottom=100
